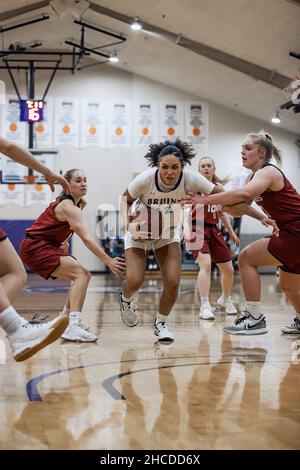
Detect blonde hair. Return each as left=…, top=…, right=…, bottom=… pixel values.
left=61, top=169, right=86, bottom=209
left=247, top=130, right=282, bottom=166
left=198, top=156, right=230, bottom=185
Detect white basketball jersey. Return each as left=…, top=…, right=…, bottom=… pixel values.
left=128, top=168, right=214, bottom=237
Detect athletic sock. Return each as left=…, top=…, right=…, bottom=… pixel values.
left=0, top=306, right=22, bottom=334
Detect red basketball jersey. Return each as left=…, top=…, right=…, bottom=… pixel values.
left=192, top=203, right=219, bottom=227
left=204, top=204, right=219, bottom=224
left=253, top=165, right=300, bottom=229
left=25, top=195, right=75, bottom=244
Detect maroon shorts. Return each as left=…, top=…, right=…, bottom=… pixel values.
left=19, top=237, right=75, bottom=279
left=0, top=228, right=7, bottom=241
left=267, top=220, right=300, bottom=274
left=191, top=224, right=232, bottom=264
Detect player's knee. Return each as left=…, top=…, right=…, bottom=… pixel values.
left=279, top=278, right=294, bottom=295
left=223, top=262, right=234, bottom=276
left=19, top=269, right=27, bottom=288
left=13, top=263, right=27, bottom=289
left=200, top=262, right=211, bottom=274
left=238, top=248, right=248, bottom=267
left=127, top=275, right=144, bottom=292
left=164, top=278, right=180, bottom=294
left=81, top=268, right=91, bottom=283
left=72, top=266, right=91, bottom=283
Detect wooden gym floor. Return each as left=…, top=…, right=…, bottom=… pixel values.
left=0, top=272, right=299, bottom=450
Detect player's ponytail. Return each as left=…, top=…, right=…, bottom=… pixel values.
left=247, top=130, right=282, bottom=166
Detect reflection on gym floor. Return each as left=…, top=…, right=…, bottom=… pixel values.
left=0, top=273, right=299, bottom=450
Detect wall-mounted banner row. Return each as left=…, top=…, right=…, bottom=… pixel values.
left=0, top=97, right=209, bottom=150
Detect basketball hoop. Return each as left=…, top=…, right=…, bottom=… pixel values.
left=24, top=175, right=39, bottom=184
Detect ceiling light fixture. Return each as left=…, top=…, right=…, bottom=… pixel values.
left=109, top=51, right=119, bottom=63
left=130, top=17, right=142, bottom=31
left=271, top=111, right=281, bottom=124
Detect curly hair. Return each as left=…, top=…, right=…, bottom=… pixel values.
left=144, top=139, right=196, bottom=167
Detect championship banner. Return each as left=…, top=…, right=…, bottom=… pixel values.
left=25, top=184, right=52, bottom=206
left=107, top=100, right=132, bottom=148
left=33, top=97, right=54, bottom=148
left=184, top=102, right=209, bottom=149
left=54, top=97, right=80, bottom=147
left=133, top=102, right=158, bottom=147
left=0, top=183, right=24, bottom=206
left=80, top=99, right=106, bottom=148
left=1, top=156, right=27, bottom=183
left=159, top=102, right=183, bottom=142
left=1, top=96, right=27, bottom=146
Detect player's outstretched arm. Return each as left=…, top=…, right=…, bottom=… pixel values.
left=62, top=202, right=126, bottom=276
left=0, top=137, right=70, bottom=194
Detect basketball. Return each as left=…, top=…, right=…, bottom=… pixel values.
left=129, top=201, right=163, bottom=240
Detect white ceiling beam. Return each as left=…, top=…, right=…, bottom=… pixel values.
left=89, top=2, right=292, bottom=90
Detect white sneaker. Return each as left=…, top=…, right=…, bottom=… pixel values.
left=59, top=311, right=90, bottom=331
left=119, top=294, right=138, bottom=327
left=154, top=318, right=174, bottom=342
left=217, top=295, right=237, bottom=314
left=7, top=316, right=69, bottom=362
left=61, top=322, right=97, bottom=342
left=199, top=304, right=215, bottom=320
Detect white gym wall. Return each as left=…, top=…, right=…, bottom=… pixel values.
left=0, top=65, right=299, bottom=270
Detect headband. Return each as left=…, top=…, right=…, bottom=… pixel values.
left=157, top=145, right=184, bottom=162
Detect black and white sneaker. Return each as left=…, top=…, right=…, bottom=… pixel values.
left=119, top=294, right=138, bottom=327
left=223, top=311, right=268, bottom=336
left=154, top=318, right=174, bottom=342
left=281, top=317, right=300, bottom=334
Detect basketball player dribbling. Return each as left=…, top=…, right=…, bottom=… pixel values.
left=119, top=139, right=276, bottom=342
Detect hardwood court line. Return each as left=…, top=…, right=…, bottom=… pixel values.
left=102, top=361, right=233, bottom=400
left=26, top=352, right=289, bottom=401
left=26, top=353, right=232, bottom=401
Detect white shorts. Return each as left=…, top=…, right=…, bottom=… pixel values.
left=124, top=230, right=181, bottom=252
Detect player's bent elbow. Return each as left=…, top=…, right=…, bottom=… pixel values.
left=239, top=190, right=253, bottom=202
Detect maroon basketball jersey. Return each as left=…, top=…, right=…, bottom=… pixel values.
left=192, top=203, right=219, bottom=227
left=26, top=195, right=75, bottom=244
left=204, top=204, right=219, bottom=224
left=253, top=165, right=300, bottom=229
